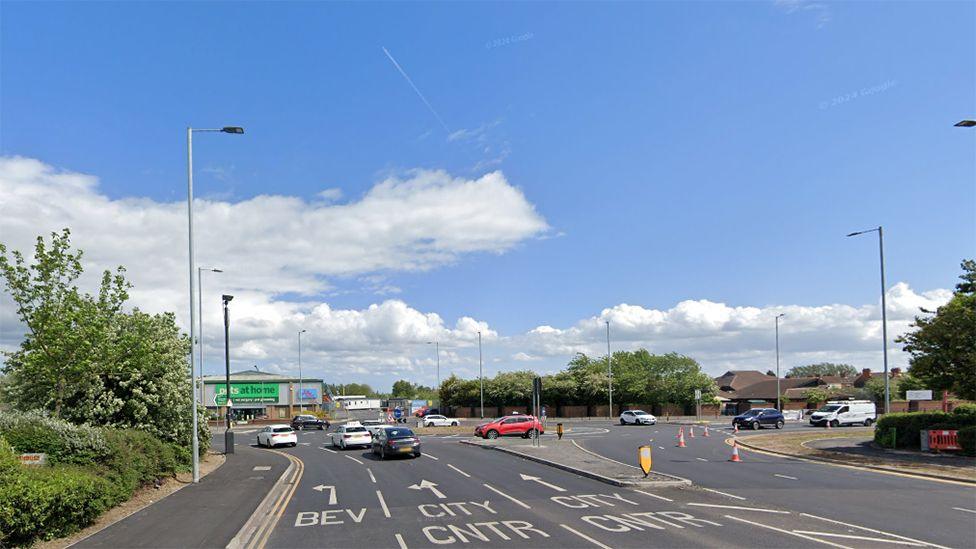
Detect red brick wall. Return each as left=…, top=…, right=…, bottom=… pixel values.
left=502, top=406, right=530, bottom=416
left=589, top=405, right=621, bottom=417
left=558, top=405, right=589, bottom=417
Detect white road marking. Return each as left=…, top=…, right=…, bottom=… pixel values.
left=953, top=507, right=976, bottom=515
left=252, top=466, right=271, bottom=471
left=312, top=484, right=338, bottom=505
left=724, top=515, right=850, bottom=548
left=793, top=531, right=925, bottom=546
left=376, top=490, right=391, bottom=518
left=701, top=488, right=745, bottom=500
left=409, top=479, right=446, bottom=499
left=774, top=474, right=798, bottom=480
left=799, top=513, right=950, bottom=548
left=345, top=455, right=364, bottom=465
left=424, top=453, right=440, bottom=460
left=395, top=533, right=408, bottom=549
left=696, top=457, right=708, bottom=462
left=367, top=468, right=376, bottom=483
left=298, top=442, right=311, bottom=445
left=448, top=464, right=471, bottom=477
left=483, top=483, right=531, bottom=509
left=322, top=447, right=337, bottom=454
left=687, top=503, right=789, bottom=514
left=519, top=473, right=566, bottom=492
left=559, top=524, right=612, bottom=549
left=658, top=446, right=666, bottom=450
left=633, top=489, right=673, bottom=502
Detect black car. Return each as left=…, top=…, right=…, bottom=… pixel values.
left=732, top=408, right=784, bottom=430
left=290, top=414, right=329, bottom=430
left=372, top=426, right=421, bottom=459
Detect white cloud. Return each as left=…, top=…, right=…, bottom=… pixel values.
left=317, top=188, right=343, bottom=202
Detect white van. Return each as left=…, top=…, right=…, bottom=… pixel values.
left=810, top=400, right=877, bottom=427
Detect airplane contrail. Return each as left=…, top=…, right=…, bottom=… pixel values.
left=381, top=46, right=450, bottom=133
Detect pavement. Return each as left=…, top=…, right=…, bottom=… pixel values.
left=73, top=432, right=290, bottom=549
left=69, top=420, right=976, bottom=548
left=806, top=436, right=976, bottom=468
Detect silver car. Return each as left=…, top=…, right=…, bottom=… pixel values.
left=620, top=410, right=657, bottom=425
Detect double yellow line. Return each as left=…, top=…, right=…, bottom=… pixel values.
left=249, top=451, right=305, bottom=549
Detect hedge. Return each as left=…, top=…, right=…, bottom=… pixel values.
left=874, top=411, right=976, bottom=450
left=958, top=426, right=976, bottom=456
left=0, top=412, right=188, bottom=546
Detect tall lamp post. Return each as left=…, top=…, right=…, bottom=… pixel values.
left=775, top=313, right=785, bottom=411
left=606, top=321, right=613, bottom=420
left=298, top=329, right=307, bottom=412
left=187, top=125, right=242, bottom=482
left=478, top=331, right=484, bottom=419
left=847, top=226, right=890, bottom=415
left=427, top=340, right=440, bottom=407
left=222, top=294, right=235, bottom=454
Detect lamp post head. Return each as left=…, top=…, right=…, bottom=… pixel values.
left=222, top=294, right=234, bottom=303
left=221, top=126, right=245, bottom=134
left=776, top=313, right=786, bottom=319
left=954, top=120, right=976, bottom=127
left=211, top=268, right=223, bottom=273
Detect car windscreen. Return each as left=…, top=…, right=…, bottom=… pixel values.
left=385, top=428, right=415, bottom=439
left=742, top=410, right=761, bottom=416
left=818, top=405, right=841, bottom=412
left=273, top=427, right=294, bottom=433
left=633, top=411, right=649, bottom=415
left=345, top=427, right=367, bottom=433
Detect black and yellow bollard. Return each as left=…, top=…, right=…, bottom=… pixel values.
left=556, top=423, right=564, bottom=440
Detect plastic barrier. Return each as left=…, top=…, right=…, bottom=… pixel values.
left=928, top=430, right=961, bottom=452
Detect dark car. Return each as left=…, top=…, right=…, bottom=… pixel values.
left=291, top=414, right=329, bottom=430
left=732, top=408, right=784, bottom=430
left=372, top=426, right=421, bottom=459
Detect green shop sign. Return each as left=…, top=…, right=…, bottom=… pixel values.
left=214, top=383, right=279, bottom=405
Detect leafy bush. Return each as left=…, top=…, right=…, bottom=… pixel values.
left=0, top=410, right=106, bottom=465
left=101, top=429, right=182, bottom=493
left=875, top=411, right=976, bottom=449
left=958, top=426, right=976, bottom=456
left=952, top=403, right=976, bottom=422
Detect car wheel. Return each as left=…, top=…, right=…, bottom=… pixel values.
left=752, top=421, right=760, bottom=430
left=776, top=420, right=784, bottom=429
left=297, top=425, right=303, bottom=431
left=486, top=430, right=499, bottom=440
left=413, top=451, right=421, bottom=458
left=451, top=422, right=458, bottom=427
left=620, top=418, right=626, bottom=425
left=864, top=419, right=873, bottom=426
left=380, top=447, right=385, bottom=460
left=319, top=425, right=324, bottom=430
left=830, top=420, right=840, bottom=428
left=527, top=428, right=539, bottom=439
left=291, top=442, right=297, bottom=447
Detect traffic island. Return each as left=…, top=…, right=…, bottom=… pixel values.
left=735, top=429, right=976, bottom=483
left=459, top=438, right=690, bottom=488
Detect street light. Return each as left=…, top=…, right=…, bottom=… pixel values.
left=775, top=313, right=786, bottom=411
left=606, top=321, right=613, bottom=421
left=478, top=331, right=484, bottom=419
left=298, top=329, right=307, bottom=412
left=221, top=294, right=234, bottom=454
left=187, top=125, right=243, bottom=482
left=847, top=226, right=890, bottom=415
left=427, top=341, right=440, bottom=407
left=953, top=120, right=976, bottom=127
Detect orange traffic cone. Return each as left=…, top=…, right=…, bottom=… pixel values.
left=703, top=425, right=710, bottom=437
left=677, top=431, right=686, bottom=448
left=690, top=426, right=695, bottom=438
left=677, top=426, right=684, bottom=439
left=729, top=439, right=742, bottom=462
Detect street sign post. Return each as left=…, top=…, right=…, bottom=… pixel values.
left=694, top=389, right=702, bottom=421
left=638, top=445, right=652, bottom=477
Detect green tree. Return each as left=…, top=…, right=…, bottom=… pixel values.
left=863, top=376, right=888, bottom=404
left=0, top=229, right=207, bottom=452
left=786, top=363, right=857, bottom=378
left=897, top=260, right=976, bottom=400
left=805, top=387, right=832, bottom=407
left=391, top=380, right=416, bottom=398
left=894, top=373, right=925, bottom=399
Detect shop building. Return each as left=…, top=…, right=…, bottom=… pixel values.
left=202, top=369, right=328, bottom=421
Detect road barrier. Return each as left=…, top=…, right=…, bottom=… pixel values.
left=928, top=430, right=962, bottom=452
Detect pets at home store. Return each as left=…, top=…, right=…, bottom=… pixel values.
left=201, top=371, right=325, bottom=420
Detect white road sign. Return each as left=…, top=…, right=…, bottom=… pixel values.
left=906, top=390, right=933, bottom=401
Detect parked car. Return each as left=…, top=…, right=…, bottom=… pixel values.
left=371, top=426, right=421, bottom=459
left=257, top=425, right=298, bottom=447
left=475, top=415, right=544, bottom=439
left=291, top=414, right=329, bottom=430
left=620, top=410, right=657, bottom=425
left=423, top=414, right=460, bottom=427
left=331, top=424, right=372, bottom=449
left=362, top=419, right=389, bottom=437
left=810, top=400, right=876, bottom=427
left=732, top=408, right=784, bottom=430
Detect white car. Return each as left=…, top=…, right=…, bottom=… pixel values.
left=423, top=414, right=460, bottom=427
left=620, top=410, right=657, bottom=425
left=331, top=424, right=372, bottom=449
left=257, top=425, right=298, bottom=448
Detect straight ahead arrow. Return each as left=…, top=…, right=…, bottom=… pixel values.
left=519, top=473, right=566, bottom=492
left=313, top=484, right=338, bottom=505
left=409, top=479, right=446, bottom=499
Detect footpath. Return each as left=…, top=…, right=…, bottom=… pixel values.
left=72, top=433, right=289, bottom=548
left=460, top=437, right=690, bottom=488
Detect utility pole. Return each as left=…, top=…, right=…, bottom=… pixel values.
left=606, top=321, right=612, bottom=420
left=847, top=226, right=890, bottom=415
left=478, top=331, right=484, bottom=419
left=775, top=313, right=785, bottom=411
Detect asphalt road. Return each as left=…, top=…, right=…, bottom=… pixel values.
left=243, top=424, right=974, bottom=549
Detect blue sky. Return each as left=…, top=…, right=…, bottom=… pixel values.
left=1, top=1, right=973, bottom=388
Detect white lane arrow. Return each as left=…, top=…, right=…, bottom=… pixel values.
left=519, top=474, right=566, bottom=492
left=313, top=484, right=338, bottom=505
left=408, top=479, right=446, bottom=499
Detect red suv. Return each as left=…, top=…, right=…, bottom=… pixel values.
left=475, top=415, right=544, bottom=439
